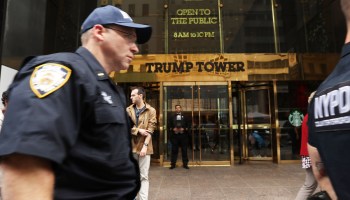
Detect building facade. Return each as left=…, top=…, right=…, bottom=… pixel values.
left=0, top=0, right=345, bottom=166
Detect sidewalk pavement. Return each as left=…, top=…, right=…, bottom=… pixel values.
left=149, top=162, right=305, bottom=200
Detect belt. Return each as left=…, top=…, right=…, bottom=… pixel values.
left=174, top=132, right=184, bottom=134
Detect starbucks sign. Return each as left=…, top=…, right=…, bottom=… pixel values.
left=288, top=109, right=304, bottom=127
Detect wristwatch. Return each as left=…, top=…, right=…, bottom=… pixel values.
left=144, top=143, right=148, bottom=147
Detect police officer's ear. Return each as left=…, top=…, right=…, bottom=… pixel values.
left=90, top=24, right=106, bottom=41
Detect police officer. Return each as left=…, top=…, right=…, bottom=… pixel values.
left=0, top=6, right=152, bottom=199
left=308, top=1, right=350, bottom=199
left=169, top=105, right=189, bottom=169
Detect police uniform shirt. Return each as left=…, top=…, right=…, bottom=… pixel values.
left=308, top=43, right=350, bottom=200
left=0, top=47, right=140, bottom=199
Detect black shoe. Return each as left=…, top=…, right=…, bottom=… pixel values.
left=183, top=165, right=189, bottom=169
left=169, top=165, right=175, bottom=169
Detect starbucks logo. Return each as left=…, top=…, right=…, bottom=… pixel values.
left=288, top=109, right=304, bottom=127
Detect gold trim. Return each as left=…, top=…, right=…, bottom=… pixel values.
left=218, top=0, right=223, bottom=53
left=164, top=3, right=169, bottom=54
left=163, top=82, right=195, bottom=86
left=159, top=82, right=164, bottom=166
left=273, top=80, right=281, bottom=163
left=271, top=0, right=280, bottom=53
left=163, top=161, right=230, bottom=167
left=228, top=81, right=234, bottom=165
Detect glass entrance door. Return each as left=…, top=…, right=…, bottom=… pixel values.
left=233, top=83, right=274, bottom=162
left=163, top=82, right=230, bottom=166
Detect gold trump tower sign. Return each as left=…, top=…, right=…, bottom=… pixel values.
left=113, top=54, right=292, bottom=82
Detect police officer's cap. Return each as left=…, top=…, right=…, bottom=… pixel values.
left=81, top=5, right=152, bottom=44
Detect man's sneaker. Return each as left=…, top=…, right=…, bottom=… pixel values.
left=183, top=165, right=189, bottom=169
left=169, top=165, right=175, bottom=169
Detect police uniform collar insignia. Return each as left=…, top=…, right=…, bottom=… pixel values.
left=30, top=63, right=71, bottom=98
left=96, top=71, right=108, bottom=80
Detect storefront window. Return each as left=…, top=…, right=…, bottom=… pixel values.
left=277, top=81, right=321, bottom=160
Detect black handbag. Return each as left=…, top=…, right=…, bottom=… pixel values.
left=307, top=191, right=331, bottom=200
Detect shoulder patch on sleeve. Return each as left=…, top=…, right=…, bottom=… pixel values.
left=30, top=63, right=72, bottom=98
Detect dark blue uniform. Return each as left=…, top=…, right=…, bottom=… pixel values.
left=308, top=43, right=350, bottom=199
left=0, top=47, right=140, bottom=199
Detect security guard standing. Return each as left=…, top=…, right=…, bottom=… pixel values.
left=169, top=105, right=189, bottom=169
left=0, top=6, right=152, bottom=199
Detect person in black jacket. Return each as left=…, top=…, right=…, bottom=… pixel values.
left=307, top=1, right=350, bottom=199
left=169, top=105, right=190, bottom=169
left=0, top=5, right=152, bottom=200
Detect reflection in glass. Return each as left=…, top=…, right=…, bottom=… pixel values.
left=198, top=85, right=230, bottom=161
left=245, top=90, right=270, bottom=124
left=244, top=89, right=272, bottom=158
left=248, top=129, right=272, bottom=157
left=277, top=81, right=320, bottom=160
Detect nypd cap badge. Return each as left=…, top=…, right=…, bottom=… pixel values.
left=30, top=63, right=72, bottom=98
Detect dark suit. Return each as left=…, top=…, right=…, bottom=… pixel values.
left=169, top=112, right=189, bottom=167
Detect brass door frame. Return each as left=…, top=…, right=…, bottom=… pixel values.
left=239, top=85, right=273, bottom=161
left=161, top=82, right=231, bottom=166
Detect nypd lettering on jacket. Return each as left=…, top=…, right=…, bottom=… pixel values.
left=314, top=85, right=350, bottom=127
